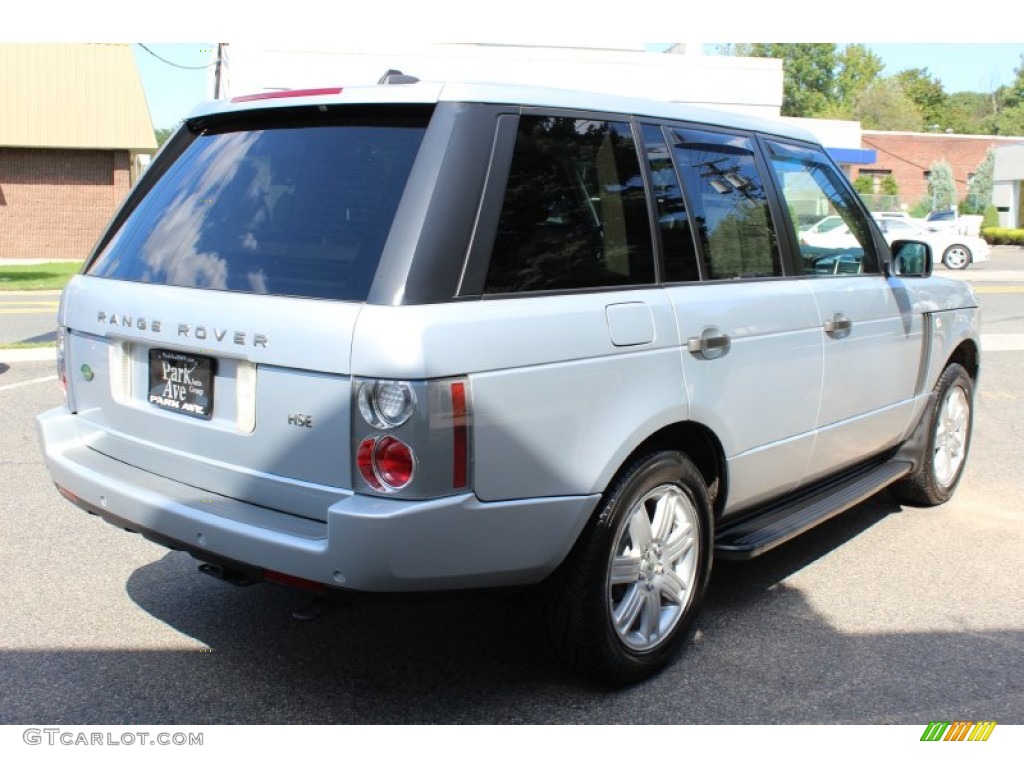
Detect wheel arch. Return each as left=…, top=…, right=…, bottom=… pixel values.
left=613, top=420, right=728, bottom=519
left=947, top=338, right=980, bottom=382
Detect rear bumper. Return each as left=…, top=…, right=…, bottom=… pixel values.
left=36, top=407, right=597, bottom=592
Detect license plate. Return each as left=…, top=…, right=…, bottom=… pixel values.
left=148, top=350, right=215, bottom=420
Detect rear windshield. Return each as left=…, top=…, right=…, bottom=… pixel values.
left=87, top=108, right=430, bottom=301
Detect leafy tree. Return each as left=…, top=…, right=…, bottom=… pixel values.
left=880, top=174, right=899, bottom=197
left=835, top=45, right=885, bottom=110
left=986, top=54, right=1024, bottom=134
left=853, top=175, right=873, bottom=194
left=155, top=127, right=174, bottom=147
left=990, top=105, right=1024, bottom=136
left=852, top=79, right=925, bottom=131
left=994, top=53, right=1024, bottom=110
left=927, top=160, right=956, bottom=211
left=715, top=44, right=1019, bottom=137
left=895, top=68, right=947, bottom=129
left=946, top=91, right=996, bottom=134
left=734, top=43, right=839, bottom=117
left=963, top=150, right=994, bottom=213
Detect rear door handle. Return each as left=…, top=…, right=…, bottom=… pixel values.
left=687, top=328, right=731, bottom=360
left=824, top=313, right=852, bottom=339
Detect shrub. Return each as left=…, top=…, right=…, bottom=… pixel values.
left=879, top=174, right=899, bottom=197
left=981, top=227, right=1024, bottom=245
left=909, top=198, right=932, bottom=218
left=853, top=176, right=873, bottom=194
left=982, top=204, right=1000, bottom=229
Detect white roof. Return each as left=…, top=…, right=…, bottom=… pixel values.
left=187, top=81, right=818, bottom=144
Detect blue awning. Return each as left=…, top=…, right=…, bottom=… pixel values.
left=827, top=147, right=876, bottom=165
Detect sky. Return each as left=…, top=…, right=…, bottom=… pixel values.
left=133, top=43, right=1024, bottom=131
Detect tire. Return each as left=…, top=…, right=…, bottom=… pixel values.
left=892, top=363, right=974, bottom=507
left=543, top=451, right=712, bottom=684
left=942, top=244, right=972, bottom=270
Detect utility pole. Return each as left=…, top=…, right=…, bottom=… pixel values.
left=213, top=43, right=225, bottom=99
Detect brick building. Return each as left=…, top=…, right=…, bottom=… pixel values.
left=0, top=44, right=156, bottom=260
left=857, top=130, right=1024, bottom=208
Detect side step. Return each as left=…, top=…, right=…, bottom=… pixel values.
left=715, top=459, right=912, bottom=560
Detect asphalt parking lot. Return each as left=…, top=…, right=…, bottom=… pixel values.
left=1, top=251, right=1022, bottom=725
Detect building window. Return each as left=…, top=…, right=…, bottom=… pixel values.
left=858, top=169, right=892, bottom=194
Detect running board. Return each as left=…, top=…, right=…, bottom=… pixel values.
left=714, top=460, right=913, bottom=560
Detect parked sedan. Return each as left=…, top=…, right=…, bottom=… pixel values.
left=798, top=214, right=846, bottom=236
left=875, top=216, right=989, bottom=269
left=800, top=215, right=989, bottom=269
left=924, top=208, right=959, bottom=232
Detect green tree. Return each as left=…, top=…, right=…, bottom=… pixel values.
left=990, top=105, right=1024, bottom=136
left=852, top=79, right=925, bottom=130
left=927, top=160, right=956, bottom=211
left=155, top=127, right=174, bottom=147
left=853, top=175, right=873, bottom=194
left=716, top=44, right=1022, bottom=136
left=963, top=150, right=994, bottom=213
left=946, top=91, right=996, bottom=134
left=735, top=43, right=839, bottom=117
left=986, top=54, right=1024, bottom=134
left=895, top=68, right=947, bottom=129
left=835, top=44, right=885, bottom=109
left=994, top=53, right=1024, bottom=109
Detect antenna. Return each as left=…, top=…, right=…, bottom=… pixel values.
left=378, top=69, right=420, bottom=85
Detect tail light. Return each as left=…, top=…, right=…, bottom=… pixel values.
left=56, top=327, right=78, bottom=413
left=352, top=377, right=471, bottom=498
left=56, top=327, right=68, bottom=401
left=357, top=435, right=416, bottom=491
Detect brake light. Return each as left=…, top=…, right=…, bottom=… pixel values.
left=356, top=438, right=381, bottom=490
left=356, top=436, right=416, bottom=491
left=230, top=87, right=342, bottom=103
left=352, top=377, right=471, bottom=498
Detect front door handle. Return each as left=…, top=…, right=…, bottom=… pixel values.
left=824, top=313, right=853, bottom=339
left=687, top=328, right=731, bottom=360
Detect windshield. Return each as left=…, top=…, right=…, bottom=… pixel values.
left=87, top=108, right=430, bottom=301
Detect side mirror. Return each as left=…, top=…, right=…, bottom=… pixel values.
left=890, top=240, right=932, bottom=278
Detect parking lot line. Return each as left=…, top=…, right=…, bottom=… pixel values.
left=0, top=374, right=57, bottom=393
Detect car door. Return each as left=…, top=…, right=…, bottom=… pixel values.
left=643, top=124, right=824, bottom=514
left=763, top=139, right=923, bottom=481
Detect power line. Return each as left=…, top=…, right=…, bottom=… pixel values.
left=137, top=43, right=218, bottom=70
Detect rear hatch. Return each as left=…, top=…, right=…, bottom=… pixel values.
left=59, top=102, right=432, bottom=522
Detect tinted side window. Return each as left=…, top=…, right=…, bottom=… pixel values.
left=641, top=124, right=699, bottom=282
left=669, top=128, right=781, bottom=279
left=483, top=116, right=654, bottom=294
left=765, top=140, right=879, bottom=277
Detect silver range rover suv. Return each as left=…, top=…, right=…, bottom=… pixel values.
left=38, top=80, right=980, bottom=683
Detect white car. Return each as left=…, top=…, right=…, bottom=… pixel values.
left=875, top=216, right=989, bottom=270
left=924, top=209, right=959, bottom=232
left=801, top=215, right=989, bottom=269
left=798, top=214, right=846, bottom=236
